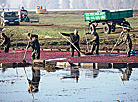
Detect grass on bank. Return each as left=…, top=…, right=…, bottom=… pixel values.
left=0, top=10, right=138, bottom=47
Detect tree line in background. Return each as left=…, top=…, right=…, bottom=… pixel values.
left=0, top=0, right=138, bottom=9
left=28, top=0, right=138, bottom=9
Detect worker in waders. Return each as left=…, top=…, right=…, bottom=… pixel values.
left=0, top=33, right=10, bottom=52
left=28, top=66, right=40, bottom=93
left=116, top=28, right=132, bottom=57
left=27, top=33, right=40, bottom=60
left=86, top=31, right=99, bottom=55
left=60, top=29, right=80, bottom=57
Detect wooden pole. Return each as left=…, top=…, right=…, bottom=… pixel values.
left=24, top=67, right=34, bottom=99
left=110, top=33, right=122, bottom=54
left=23, top=28, right=34, bottom=62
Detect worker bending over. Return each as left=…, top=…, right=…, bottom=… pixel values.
left=86, top=31, right=99, bottom=55
left=0, top=33, right=10, bottom=52
left=116, top=28, right=132, bottom=57
left=60, top=29, right=80, bottom=57
left=26, top=33, right=40, bottom=60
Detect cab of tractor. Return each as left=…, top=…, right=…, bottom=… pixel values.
left=18, top=7, right=30, bottom=22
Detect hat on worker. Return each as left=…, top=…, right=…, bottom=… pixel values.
left=74, top=29, right=78, bottom=33
left=91, top=30, right=96, bottom=34
left=1, top=33, right=5, bottom=36
left=27, top=33, right=31, bottom=37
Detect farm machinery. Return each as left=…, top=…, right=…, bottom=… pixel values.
left=36, top=6, right=47, bottom=14
left=84, top=9, right=133, bottom=34
left=18, top=7, right=39, bottom=23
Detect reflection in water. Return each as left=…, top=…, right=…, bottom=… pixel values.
left=0, top=65, right=138, bottom=102
left=28, top=66, right=41, bottom=93
left=60, top=67, right=79, bottom=83
left=85, top=69, right=99, bottom=78
left=44, top=65, right=56, bottom=72
left=2, top=68, right=6, bottom=73
left=119, top=66, right=132, bottom=81
left=93, top=69, right=99, bottom=78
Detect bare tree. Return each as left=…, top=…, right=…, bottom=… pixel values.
left=28, top=0, right=138, bottom=10
left=39, top=0, right=47, bottom=7
left=29, top=0, right=39, bottom=9
left=60, top=0, right=70, bottom=9
left=6, top=0, right=10, bottom=10
left=22, top=0, right=27, bottom=9
left=71, top=0, right=86, bottom=9
left=0, top=0, right=6, bottom=9
left=46, top=0, right=59, bottom=9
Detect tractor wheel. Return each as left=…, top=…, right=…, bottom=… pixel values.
left=103, top=23, right=111, bottom=34
left=89, top=24, right=96, bottom=32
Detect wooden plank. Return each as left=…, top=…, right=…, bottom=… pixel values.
left=95, top=63, right=112, bottom=69
left=127, top=63, right=138, bottom=68
left=45, top=61, right=56, bottom=66
left=0, top=63, right=15, bottom=68
left=33, top=59, right=45, bottom=64
left=112, top=63, right=127, bottom=68
left=56, top=62, right=70, bottom=67
left=0, top=62, right=31, bottom=68
left=81, top=63, right=95, bottom=68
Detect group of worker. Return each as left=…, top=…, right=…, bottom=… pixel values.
left=0, top=32, right=40, bottom=60
left=0, top=27, right=133, bottom=61
left=59, top=27, right=132, bottom=57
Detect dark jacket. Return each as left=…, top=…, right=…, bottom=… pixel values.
left=28, top=34, right=40, bottom=51
left=90, top=33, right=99, bottom=45
left=1, top=35, right=10, bottom=47
left=62, top=33, right=80, bottom=47
left=117, top=33, right=132, bottom=46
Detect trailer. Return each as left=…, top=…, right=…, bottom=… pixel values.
left=84, top=9, right=133, bottom=34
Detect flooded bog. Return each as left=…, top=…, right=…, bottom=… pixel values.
left=0, top=66, right=138, bottom=102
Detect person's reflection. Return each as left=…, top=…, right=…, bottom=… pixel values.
left=2, top=68, right=6, bottom=73
left=60, top=67, right=79, bottom=83
left=28, top=66, right=40, bottom=93
left=85, top=69, right=99, bottom=78
left=92, top=69, right=99, bottom=78
left=119, top=66, right=132, bottom=81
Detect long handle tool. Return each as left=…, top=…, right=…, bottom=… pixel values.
left=23, top=28, right=34, bottom=62
left=24, top=67, right=34, bottom=99
left=110, top=33, right=122, bottom=54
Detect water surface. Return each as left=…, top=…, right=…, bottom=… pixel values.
left=0, top=66, right=138, bottom=102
